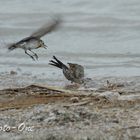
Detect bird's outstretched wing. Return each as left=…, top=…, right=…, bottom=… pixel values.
left=30, top=17, right=62, bottom=38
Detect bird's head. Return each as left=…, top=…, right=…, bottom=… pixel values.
left=39, top=40, right=48, bottom=49
left=68, top=63, right=77, bottom=70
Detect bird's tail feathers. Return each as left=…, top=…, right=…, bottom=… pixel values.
left=7, top=43, right=16, bottom=51
left=49, top=60, right=62, bottom=69
left=49, top=56, right=68, bottom=69
left=53, top=56, right=64, bottom=66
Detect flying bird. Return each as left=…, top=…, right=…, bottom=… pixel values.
left=8, top=17, right=61, bottom=60
left=49, top=56, right=84, bottom=84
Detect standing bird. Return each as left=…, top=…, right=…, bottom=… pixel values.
left=49, top=56, right=84, bottom=84
left=8, top=17, right=61, bottom=60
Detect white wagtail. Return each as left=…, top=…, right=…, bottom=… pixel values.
left=8, top=17, right=61, bottom=60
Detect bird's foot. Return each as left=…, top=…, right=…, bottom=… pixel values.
left=34, top=53, right=38, bottom=60
left=30, top=55, right=36, bottom=61
left=25, top=50, right=36, bottom=61
left=28, top=49, right=38, bottom=60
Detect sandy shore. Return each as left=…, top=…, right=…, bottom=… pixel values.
left=0, top=75, right=140, bottom=140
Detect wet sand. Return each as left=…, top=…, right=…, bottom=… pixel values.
left=0, top=75, right=140, bottom=140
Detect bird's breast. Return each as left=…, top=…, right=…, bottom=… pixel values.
left=18, top=40, right=40, bottom=50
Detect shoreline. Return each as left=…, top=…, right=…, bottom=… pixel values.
left=0, top=76, right=140, bottom=139
left=0, top=72, right=140, bottom=89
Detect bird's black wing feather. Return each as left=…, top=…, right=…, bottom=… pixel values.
left=49, top=56, right=68, bottom=69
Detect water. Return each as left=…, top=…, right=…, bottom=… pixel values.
left=0, top=0, right=140, bottom=86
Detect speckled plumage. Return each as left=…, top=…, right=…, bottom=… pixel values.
left=49, top=56, right=84, bottom=84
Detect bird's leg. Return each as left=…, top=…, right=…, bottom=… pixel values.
left=29, top=49, right=38, bottom=60
left=44, top=44, right=48, bottom=49
left=25, top=50, right=35, bottom=61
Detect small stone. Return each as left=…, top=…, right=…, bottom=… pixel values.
left=10, top=71, right=17, bottom=75
left=70, top=97, right=79, bottom=103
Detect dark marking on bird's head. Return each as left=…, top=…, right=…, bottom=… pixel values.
left=68, top=63, right=77, bottom=69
